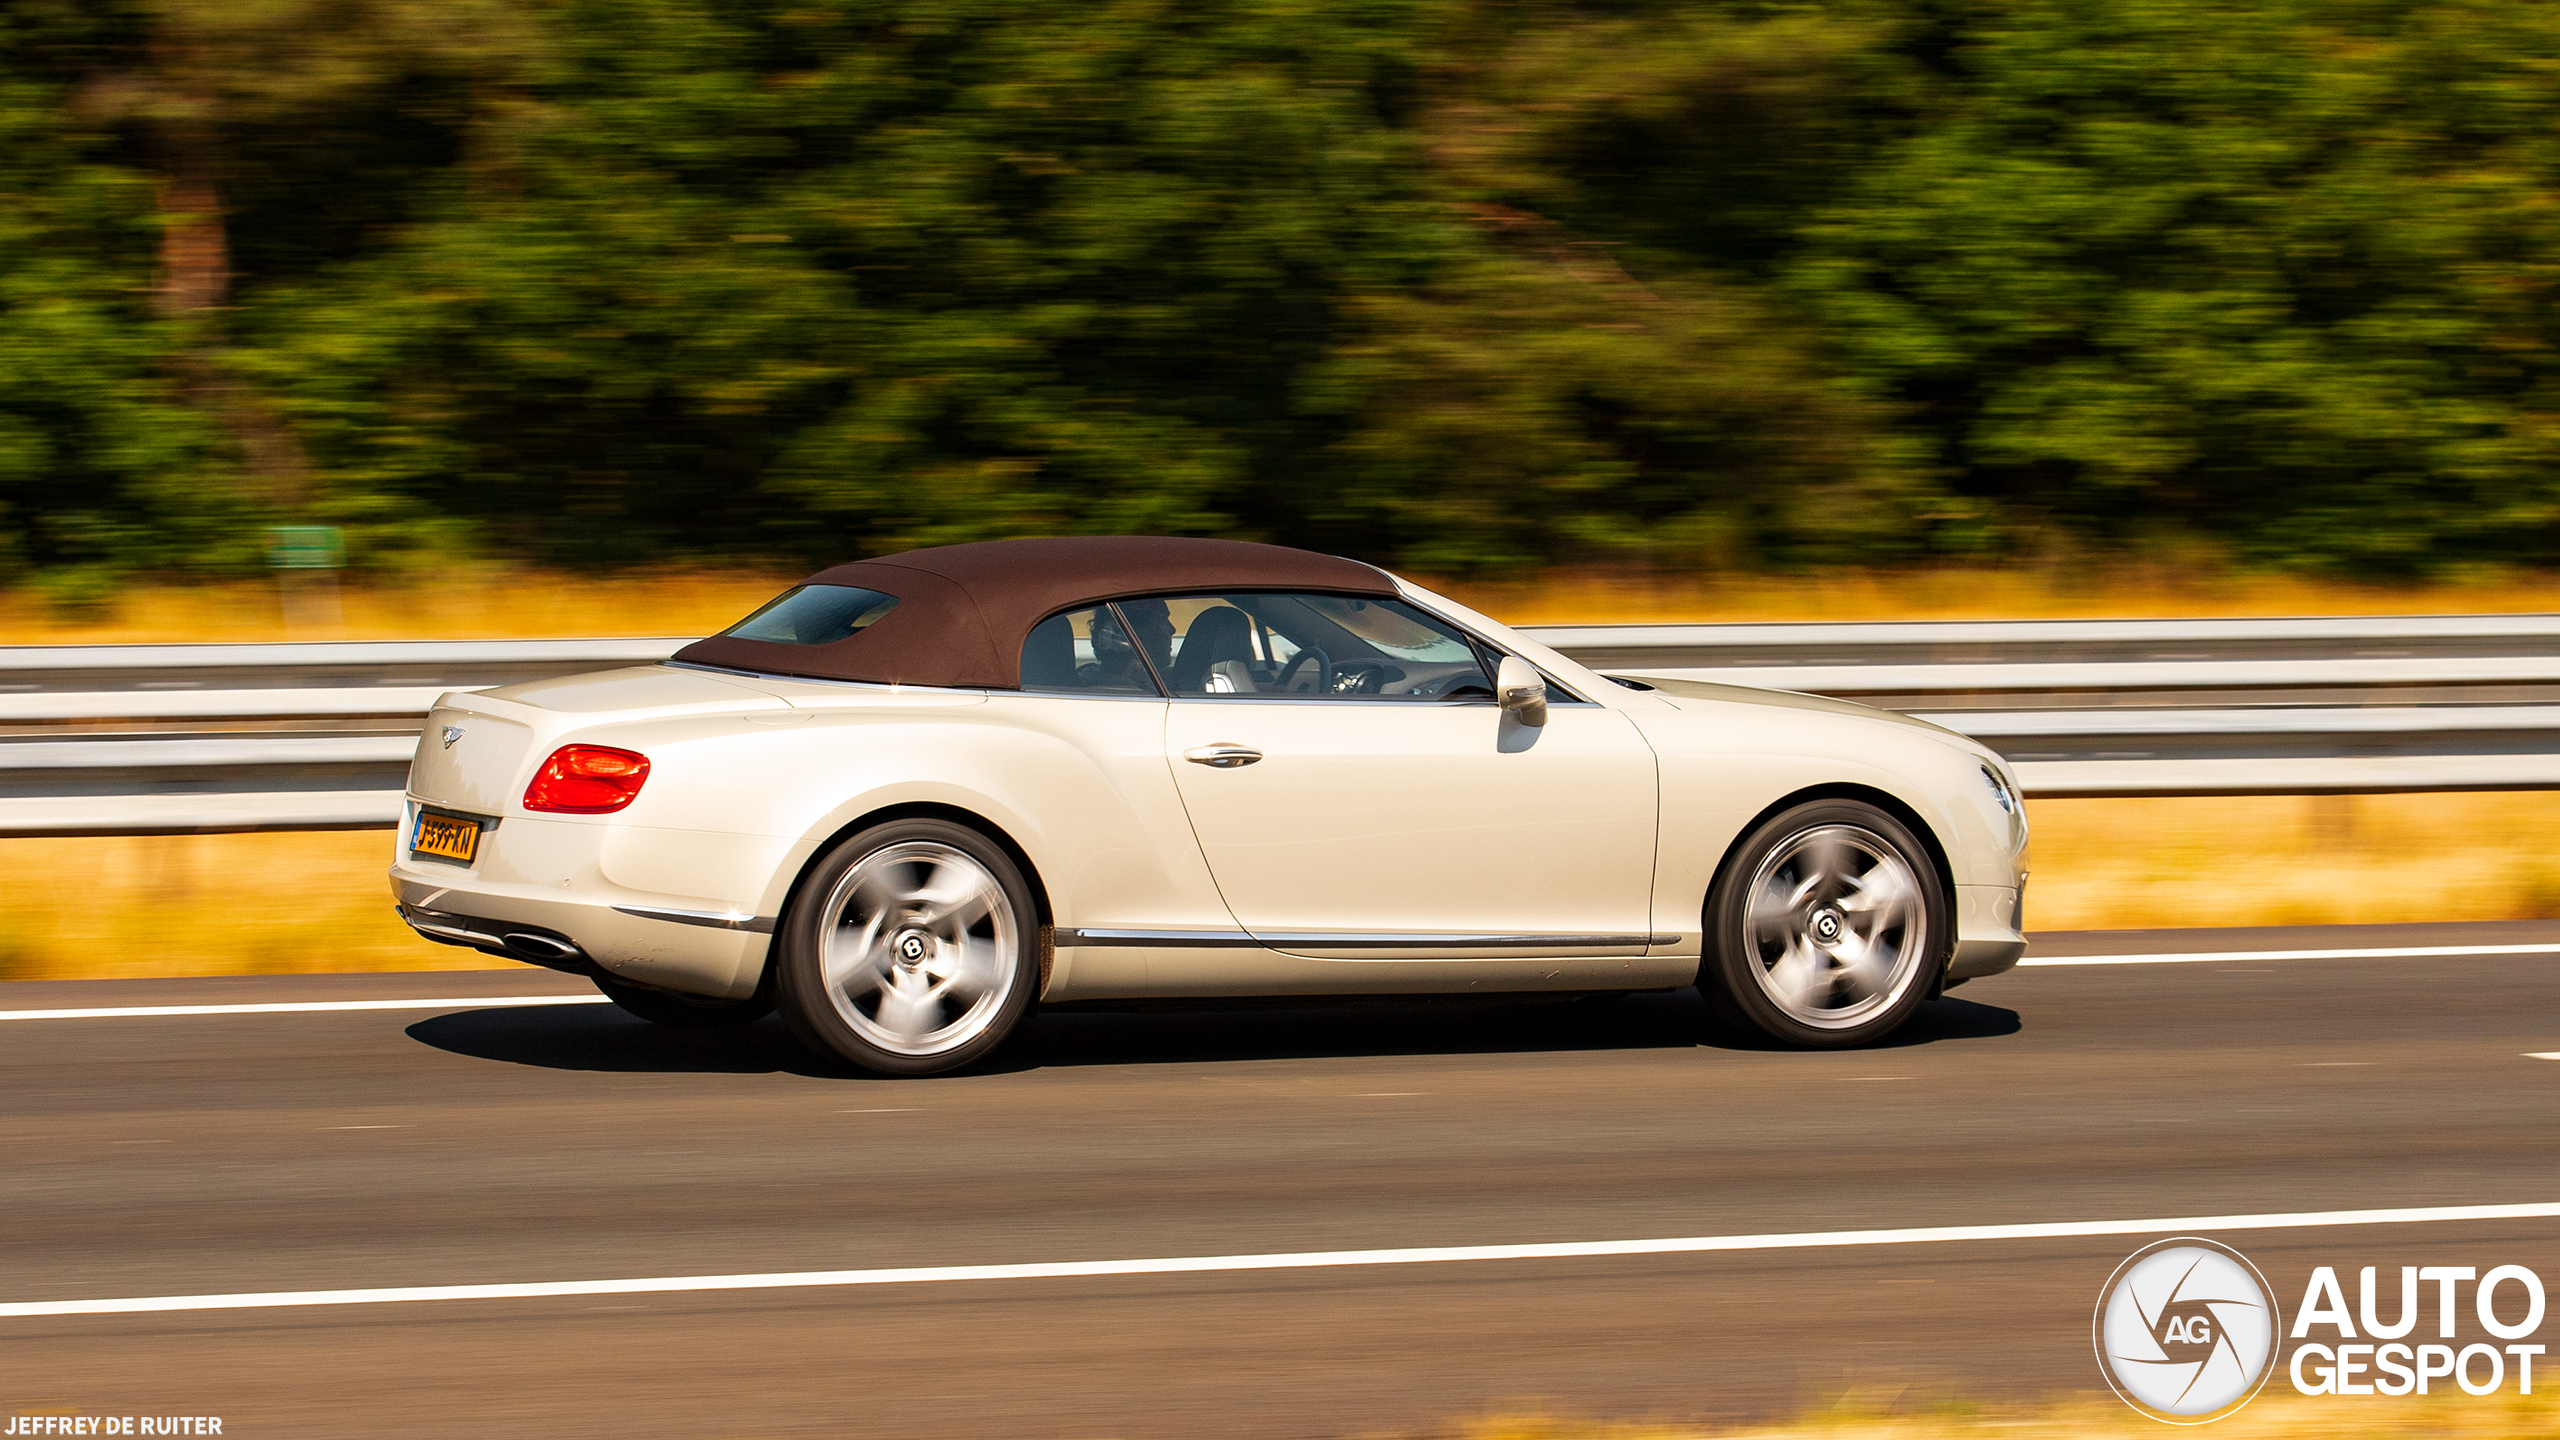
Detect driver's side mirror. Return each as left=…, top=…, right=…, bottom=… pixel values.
left=1495, top=655, right=1548, bottom=728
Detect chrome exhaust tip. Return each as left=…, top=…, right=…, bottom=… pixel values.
left=501, top=932, right=581, bottom=962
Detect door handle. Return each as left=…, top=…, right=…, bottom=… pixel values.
left=1183, top=743, right=1263, bottom=768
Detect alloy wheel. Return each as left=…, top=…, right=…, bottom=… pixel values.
left=1741, top=823, right=1929, bottom=1030
left=817, top=840, right=1019, bottom=1057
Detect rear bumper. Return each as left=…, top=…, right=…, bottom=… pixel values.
left=397, top=901, right=599, bottom=977
left=389, top=799, right=794, bottom=1001
left=390, top=872, right=772, bottom=1001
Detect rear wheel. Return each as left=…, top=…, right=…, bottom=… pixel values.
left=1703, top=799, right=1947, bottom=1048
left=775, top=819, right=1038, bottom=1077
left=591, top=972, right=773, bottom=1029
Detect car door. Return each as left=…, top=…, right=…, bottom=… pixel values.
left=1144, top=592, right=1659, bottom=962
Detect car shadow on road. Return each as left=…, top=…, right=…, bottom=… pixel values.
left=404, top=990, right=2020, bottom=1077
left=405, top=1005, right=842, bottom=1077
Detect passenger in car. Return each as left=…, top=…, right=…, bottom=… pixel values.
left=1115, top=598, right=1177, bottom=689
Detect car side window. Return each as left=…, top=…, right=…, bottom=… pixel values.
left=1133, top=593, right=1498, bottom=701
left=1021, top=606, right=1161, bottom=695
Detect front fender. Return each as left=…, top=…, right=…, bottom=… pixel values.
left=1628, top=696, right=2028, bottom=960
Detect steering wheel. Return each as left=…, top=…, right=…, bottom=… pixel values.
left=1276, top=646, right=1334, bottom=695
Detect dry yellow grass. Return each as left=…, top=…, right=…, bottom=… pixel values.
left=1, top=562, right=2555, bottom=982
left=2, top=793, right=2553, bottom=982
left=2026, top=792, right=2560, bottom=932
left=0, top=559, right=2554, bottom=644
left=0, top=831, right=496, bottom=983
left=1443, top=563, right=2560, bottom=626
left=1439, top=1393, right=2557, bottom=1440
left=0, top=565, right=803, bottom=644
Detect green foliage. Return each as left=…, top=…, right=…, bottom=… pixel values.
left=2, top=0, right=2558, bottom=579
left=0, top=2, right=225, bottom=583
left=1786, top=0, right=2560, bottom=567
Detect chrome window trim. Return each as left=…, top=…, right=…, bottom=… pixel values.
left=1146, top=661, right=1593, bottom=708
left=1159, top=694, right=1501, bottom=708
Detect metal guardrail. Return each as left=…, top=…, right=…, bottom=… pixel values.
left=4, top=616, right=2557, bottom=835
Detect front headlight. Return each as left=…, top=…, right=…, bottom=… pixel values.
left=1981, top=762, right=2029, bottom=848
left=1979, top=762, right=2016, bottom=814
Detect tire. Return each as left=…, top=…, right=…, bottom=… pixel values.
left=774, top=819, right=1039, bottom=1077
left=592, top=972, right=775, bottom=1029
left=1702, top=799, right=1949, bottom=1049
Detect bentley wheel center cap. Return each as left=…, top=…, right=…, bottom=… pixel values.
left=896, top=932, right=930, bottom=964
left=1811, top=910, right=1844, bottom=943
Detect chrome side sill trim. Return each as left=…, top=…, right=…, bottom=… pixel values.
left=1055, top=928, right=1260, bottom=948
left=611, top=904, right=776, bottom=934
left=1255, top=932, right=1655, bottom=950
left=1055, top=928, right=1670, bottom=950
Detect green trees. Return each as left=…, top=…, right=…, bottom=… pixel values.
left=1, top=0, right=2556, bottom=584
left=1790, top=0, right=2560, bottom=567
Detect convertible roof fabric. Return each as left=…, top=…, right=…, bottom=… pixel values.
left=671, top=536, right=1398, bottom=689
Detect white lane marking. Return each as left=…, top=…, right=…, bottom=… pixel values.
left=5, top=1201, right=2555, bottom=1321
left=7, top=942, right=2557, bottom=1019
left=2530, top=1053, right=2560, bottom=1061
left=2025, top=943, right=2560, bottom=967
left=0, top=995, right=609, bottom=1022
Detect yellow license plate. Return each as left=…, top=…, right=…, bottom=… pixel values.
left=411, top=810, right=482, bottom=866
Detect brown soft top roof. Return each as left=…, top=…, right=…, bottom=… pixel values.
left=672, top=536, right=1398, bottom=689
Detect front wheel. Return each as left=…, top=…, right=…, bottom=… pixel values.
left=1702, top=800, right=1948, bottom=1048
left=774, top=819, right=1039, bottom=1076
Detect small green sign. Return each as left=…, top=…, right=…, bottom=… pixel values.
left=265, top=525, right=345, bottom=570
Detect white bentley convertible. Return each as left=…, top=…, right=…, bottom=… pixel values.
left=392, top=537, right=2027, bottom=1073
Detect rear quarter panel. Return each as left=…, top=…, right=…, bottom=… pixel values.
left=485, top=678, right=1229, bottom=956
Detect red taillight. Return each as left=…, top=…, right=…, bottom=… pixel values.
left=523, top=745, right=651, bottom=814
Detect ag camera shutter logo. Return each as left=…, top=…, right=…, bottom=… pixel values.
left=2095, top=1238, right=2282, bottom=1423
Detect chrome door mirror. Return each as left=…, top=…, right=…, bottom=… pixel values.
left=1495, top=655, right=1548, bottom=728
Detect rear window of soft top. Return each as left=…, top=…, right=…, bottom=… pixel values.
left=721, top=585, right=899, bottom=645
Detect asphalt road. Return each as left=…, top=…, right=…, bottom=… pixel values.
left=6, top=920, right=2559, bottom=1438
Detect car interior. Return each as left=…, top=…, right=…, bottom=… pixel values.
left=1023, top=593, right=1502, bottom=699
